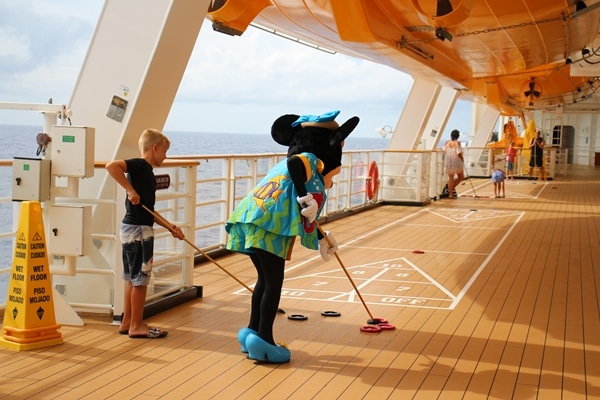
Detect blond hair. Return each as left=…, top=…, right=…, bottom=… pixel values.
left=138, top=128, right=170, bottom=153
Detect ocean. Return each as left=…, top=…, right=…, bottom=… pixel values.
left=0, top=124, right=389, bottom=159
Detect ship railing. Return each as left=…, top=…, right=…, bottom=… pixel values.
left=0, top=146, right=568, bottom=313
left=0, top=150, right=387, bottom=312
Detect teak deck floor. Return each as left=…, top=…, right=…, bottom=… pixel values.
left=1, top=166, right=599, bottom=400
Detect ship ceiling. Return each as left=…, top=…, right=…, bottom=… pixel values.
left=206, top=0, right=600, bottom=115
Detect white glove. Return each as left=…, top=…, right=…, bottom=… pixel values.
left=318, top=231, right=338, bottom=261
left=297, top=194, right=318, bottom=223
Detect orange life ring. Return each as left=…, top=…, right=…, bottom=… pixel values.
left=366, top=161, right=379, bottom=200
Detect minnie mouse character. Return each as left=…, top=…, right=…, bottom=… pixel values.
left=225, top=110, right=359, bottom=363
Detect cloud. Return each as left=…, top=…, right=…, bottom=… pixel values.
left=0, top=0, right=102, bottom=103
left=0, top=26, right=31, bottom=65
left=171, top=24, right=414, bottom=135
left=179, top=25, right=413, bottom=107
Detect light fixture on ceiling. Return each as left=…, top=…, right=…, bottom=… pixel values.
left=566, top=58, right=573, bottom=64
left=582, top=48, right=591, bottom=56
left=250, top=23, right=337, bottom=54
left=376, top=125, right=393, bottom=138
left=212, top=22, right=244, bottom=36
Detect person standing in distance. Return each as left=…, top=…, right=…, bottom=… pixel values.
left=442, top=129, right=465, bottom=199
left=528, top=129, right=545, bottom=180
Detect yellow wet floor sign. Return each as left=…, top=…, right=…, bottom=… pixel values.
left=0, top=201, right=63, bottom=350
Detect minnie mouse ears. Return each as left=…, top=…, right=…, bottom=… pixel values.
left=271, top=114, right=302, bottom=146
left=271, top=111, right=360, bottom=176
left=271, top=111, right=359, bottom=146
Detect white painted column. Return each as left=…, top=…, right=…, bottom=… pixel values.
left=417, top=85, right=460, bottom=150
left=387, top=79, right=441, bottom=151
left=61, top=0, right=212, bottom=318
left=464, top=103, right=500, bottom=176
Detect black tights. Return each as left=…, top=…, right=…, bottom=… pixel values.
left=248, top=248, right=285, bottom=345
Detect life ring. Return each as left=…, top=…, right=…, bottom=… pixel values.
left=366, top=161, right=379, bottom=200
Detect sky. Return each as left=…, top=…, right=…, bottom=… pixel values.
left=0, top=0, right=471, bottom=139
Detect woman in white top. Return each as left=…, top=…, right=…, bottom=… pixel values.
left=442, top=129, right=465, bottom=199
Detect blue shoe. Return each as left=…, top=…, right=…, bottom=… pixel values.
left=238, top=328, right=257, bottom=353
left=245, top=333, right=290, bottom=363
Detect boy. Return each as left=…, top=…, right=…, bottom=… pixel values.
left=106, top=128, right=185, bottom=338
left=505, top=141, right=517, bottom=180
left=491, top=168, right=506, bottom=198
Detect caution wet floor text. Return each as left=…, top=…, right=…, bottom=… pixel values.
left=0, top=201, right=63, bottom=351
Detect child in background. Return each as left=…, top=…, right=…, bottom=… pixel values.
left=492, top=168, right=506, bottom=198
left=505, top=142, right=517, bottom=180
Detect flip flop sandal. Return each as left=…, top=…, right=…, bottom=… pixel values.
left=129, top=327, right=168, bottom=339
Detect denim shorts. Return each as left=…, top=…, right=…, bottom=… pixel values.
left=120, top=224, right=155, bottom=286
